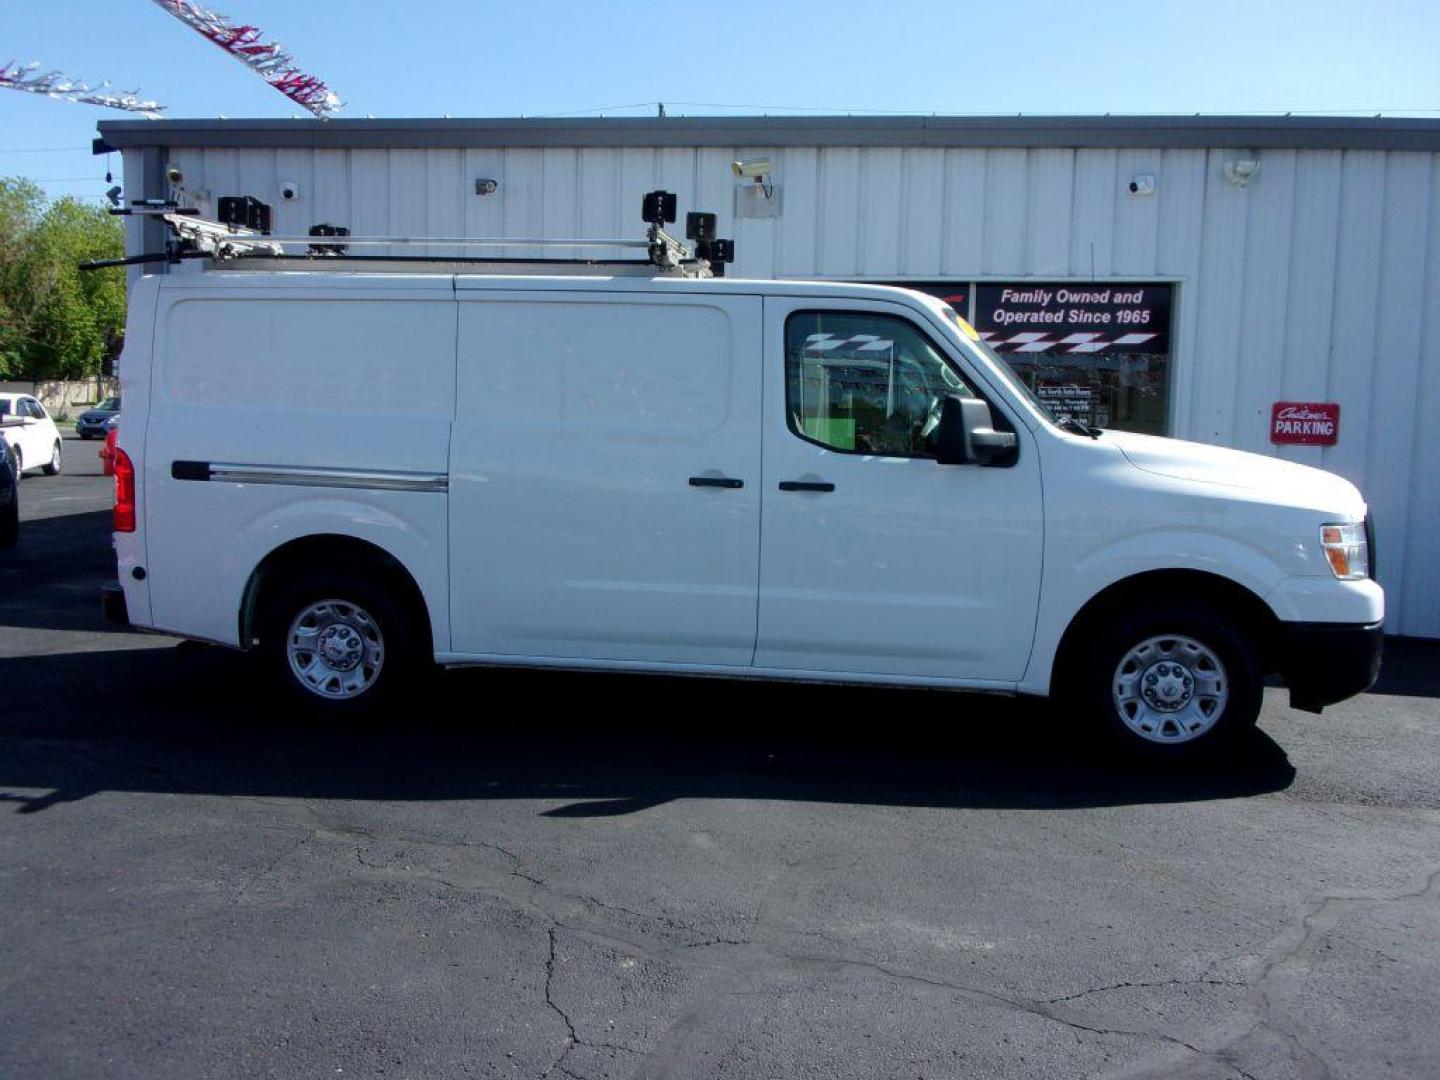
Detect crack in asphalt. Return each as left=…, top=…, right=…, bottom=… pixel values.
left=1041, top=977, right=1246, bottom=1005
left=541, top=927, right=580, bottom=1076
left=540, top=927, right=638, bottom=1079
left=323, top=812, right=1440, bottom=1080
left=1230, top=862, right=1440, bottom=1080
left=1106, top=862, right=1440, bottom=1080
left=234, top=831, right=312, bottom=901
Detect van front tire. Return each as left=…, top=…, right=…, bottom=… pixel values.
left=1081, top=604, right=1263, bottom=759
left=260, top=570, right=421, bottom=713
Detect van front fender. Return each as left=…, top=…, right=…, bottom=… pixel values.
left=1020, top=529, right=1290, bottom=695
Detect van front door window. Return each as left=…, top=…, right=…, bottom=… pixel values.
left=785, top=312, right=972, bottom=458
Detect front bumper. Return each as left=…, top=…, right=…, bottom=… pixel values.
left=101, top=582, right=129, bottom=627
left=1279, top=620, right=1383, bottom=713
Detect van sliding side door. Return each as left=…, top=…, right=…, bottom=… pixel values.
left=448, top=288, right=764, bottom=666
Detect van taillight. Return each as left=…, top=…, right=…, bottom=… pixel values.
left=113, top=447, right=136, bottom=533
left=100, top=427, right=118, bottom=477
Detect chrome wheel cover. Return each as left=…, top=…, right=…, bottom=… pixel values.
left=286, top=599, right=385, bottom=700
left=1112, top=634, right=1228, bottom=744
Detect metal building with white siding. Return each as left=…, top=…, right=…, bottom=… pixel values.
left=95, top=116, right=1440, bottom=638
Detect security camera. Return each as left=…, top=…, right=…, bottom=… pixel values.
left=165, top=164, right=184, bottom=186
left=731, top=158, right=772, bottom=179
left=279, top=181, right=301, bottom=201
left=1127, top=174, right=1156, bottom=196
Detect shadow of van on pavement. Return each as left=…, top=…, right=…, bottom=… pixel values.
left=0, top=641, right=1297, bottom=817
left=1368, top=637, right=1440, bottom=699
left=0, top=509, right=141, bottom=636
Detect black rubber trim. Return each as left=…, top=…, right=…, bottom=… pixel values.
left=1365, top=513, right=1377, bottom=580
left=1278, top=620, right=1384, bottom=713
left=171, top=460, right=211, bottom=481
left=101, top=583, right=129, bottom=627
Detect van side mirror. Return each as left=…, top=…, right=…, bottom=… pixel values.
left=935, top=396, right=1018, bottom=466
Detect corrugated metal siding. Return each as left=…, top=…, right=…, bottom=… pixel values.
left=157, top=143, right=1439, bottom=637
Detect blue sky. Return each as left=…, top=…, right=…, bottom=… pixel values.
left=3, top=0, right=1439, bottom=202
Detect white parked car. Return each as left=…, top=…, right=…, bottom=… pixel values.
left=101, top=248, right=1382, bottom=759
left=0, top=393, right=62, bottom=477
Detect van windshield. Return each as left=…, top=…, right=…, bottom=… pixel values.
left=935, top=306, right=1104, bottom=435
left=934, top=308, right=1058, bottom=421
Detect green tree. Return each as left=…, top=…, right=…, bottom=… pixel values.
left=0, top=178, right=46, bottom=377
left=0, top=177, right=125, bottom=379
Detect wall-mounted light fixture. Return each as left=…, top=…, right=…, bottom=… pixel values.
left=475, top=177, right=498, bottom=196
left=1224, top=158, right=1260, bottom=188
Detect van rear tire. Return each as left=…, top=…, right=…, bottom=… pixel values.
left=42, top=440, right=60, bottom=476
left=1080, top=603, right=1263, bottom=759
left=259, top=569, right=422, bottom=713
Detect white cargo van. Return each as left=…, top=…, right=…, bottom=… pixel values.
left=101, top=201, right=1382, bottom=758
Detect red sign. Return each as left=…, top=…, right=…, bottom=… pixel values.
left=1271, top=401, right=1339, bottom=446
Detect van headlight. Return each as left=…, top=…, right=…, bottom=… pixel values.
left=1320, top=523, right=1368, bottom=580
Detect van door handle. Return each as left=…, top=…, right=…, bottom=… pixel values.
left=688, top=475, right=744, bottom=489
left=778, top=480, right=835, bottom=493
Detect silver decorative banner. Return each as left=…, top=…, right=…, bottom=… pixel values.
left=148, top=0, right=341, bottom=118
left=0, top=60, right=164, bottom=115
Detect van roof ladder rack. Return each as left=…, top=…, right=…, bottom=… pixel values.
left=81, top=190, right=735, bottom=278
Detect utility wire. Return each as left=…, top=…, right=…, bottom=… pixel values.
left=522, top=101, right=1440, bottom=118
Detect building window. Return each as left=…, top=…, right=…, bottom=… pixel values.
left=893, top=282, right=1174, bottom=437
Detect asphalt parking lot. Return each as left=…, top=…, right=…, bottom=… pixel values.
left=2, top=432, right=1437, bottom=1080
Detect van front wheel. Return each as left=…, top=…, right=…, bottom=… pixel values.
left=1083, top=605, right=1262, bottom=757
left=260, top=571, right=420, bottom=711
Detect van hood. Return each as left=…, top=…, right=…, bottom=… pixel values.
left=1106, top=431, right=1365, bottom=517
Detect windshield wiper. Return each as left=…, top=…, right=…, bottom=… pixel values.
left=1055, top=415, right=1102, bottom=439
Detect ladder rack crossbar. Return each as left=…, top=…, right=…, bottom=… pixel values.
left=144, top=189, right=731, bottom=278
left=251, top=235, right=651, bottom=250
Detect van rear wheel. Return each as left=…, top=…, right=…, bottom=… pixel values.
left=260, top=570, right=420, bottom=712
left=42, top=440, right=60, bottom=476
left=1081, top=603, right=1262, bottom=758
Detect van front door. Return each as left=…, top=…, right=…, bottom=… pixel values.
left=449, top=289, right=763, bottom=666
left=756, top=299, right=1044, bottom=683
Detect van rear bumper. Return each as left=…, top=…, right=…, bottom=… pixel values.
left=101, top=582, right=129, bottom=627
left=1279, top=620, right=1383, bottom=713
